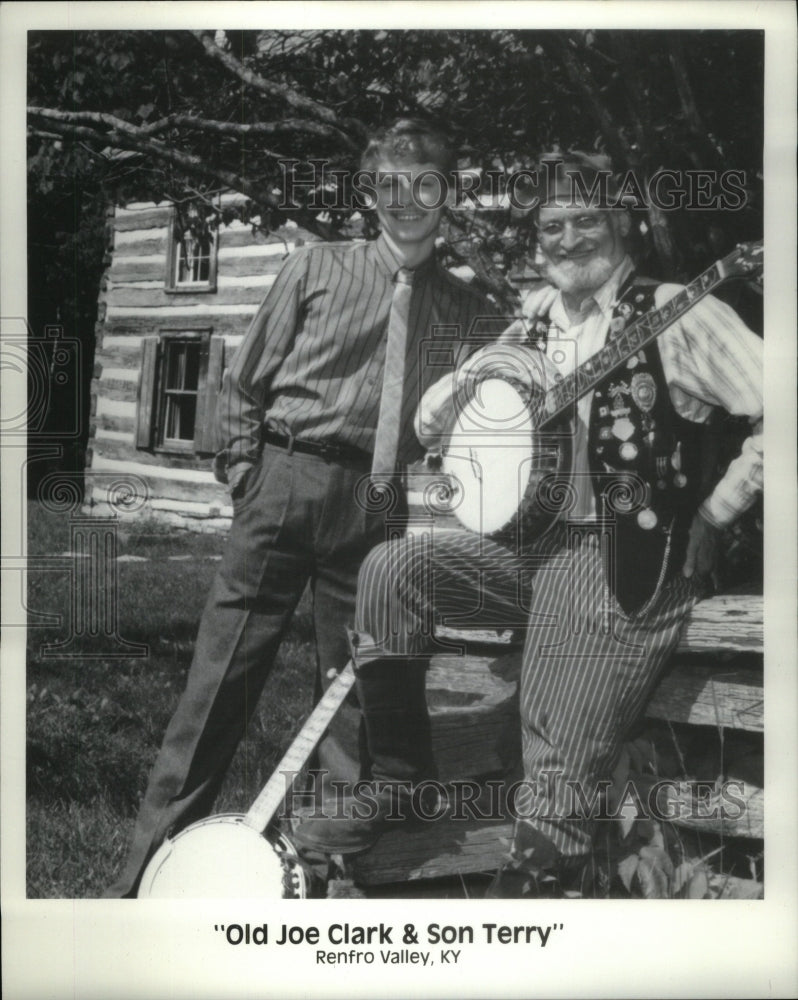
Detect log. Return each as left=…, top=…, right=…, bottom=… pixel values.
left=110, top=283, right=271, bottom=309
left=646, top=661, right=762, bottom=732
left=352, top=780, right=764, bottom=885
left=678, top=593, right=763, bottom=653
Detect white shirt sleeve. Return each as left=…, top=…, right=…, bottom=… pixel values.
left=655, top=284, right=763, bottom=526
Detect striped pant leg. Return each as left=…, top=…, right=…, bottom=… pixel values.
left=514, top=532, right=699, bottom=860
left=353, top=529, right=530, bottom=663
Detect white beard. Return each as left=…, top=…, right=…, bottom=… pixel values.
left=542, top=253, right=618, bottom=299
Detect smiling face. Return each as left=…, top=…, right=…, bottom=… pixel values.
left=373, top=157, right=448, bottom=265
left=537, top=202, right=630, bottom=301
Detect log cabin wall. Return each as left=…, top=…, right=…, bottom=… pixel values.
left=86, top=195, right=318, bottom=531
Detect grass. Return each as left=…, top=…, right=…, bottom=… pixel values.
left=25, top=502, right=316, bottom=898
left=25, top=502, right=763, bottom=900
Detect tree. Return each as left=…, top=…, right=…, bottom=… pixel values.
left=28, top=28, right=765, bottom=298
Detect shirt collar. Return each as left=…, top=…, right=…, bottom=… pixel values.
left=372, top=233, right=437, bottom=281
left=549, top=255, right=635, bottom=328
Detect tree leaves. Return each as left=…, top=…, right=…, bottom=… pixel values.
left=27, top=29, right=765, bottom=303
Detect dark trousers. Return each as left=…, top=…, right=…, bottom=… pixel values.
left=107, top=443, right=386, bottom=897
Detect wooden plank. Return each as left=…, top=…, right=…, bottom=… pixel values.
left=89, top=467, right=227, bottom=505
left=110, top=258, right=168, bottom=283
left=437, top=593, right=762, bottom=655
left=218, top=227, right=315, bottom=249
left=427, top=650, right=762, bottom=737
left=353, top=780, right=764, bottom=885
left=96, top=413, right=136, bottom=434
left=98, top=380, right=139, bottom=403
left=678, top=593, right=763, bottom=653
left=109, top=284, right=270, bottom=309
left=353, top=816, right=510, bottom=885
left=114, top=206, right=172, bottom=231
left=103, top=316, right=251, bottom=338
left=90, top=437, right=215, bottom=472
left=646, top=662, right=763, bottom=732
left=113, top=233, right=169, bottom=257
left=94, top=348, right=141, bottom=371
left=111, top=254, right=285, bottom=284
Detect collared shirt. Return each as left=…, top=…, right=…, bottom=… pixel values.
left=217, top=234, right=501, bottom=485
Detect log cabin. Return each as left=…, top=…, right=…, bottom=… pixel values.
left=86, top=194, right=320, bottom=529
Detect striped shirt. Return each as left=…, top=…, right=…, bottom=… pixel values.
left=217, top=234, right=501, bottom=486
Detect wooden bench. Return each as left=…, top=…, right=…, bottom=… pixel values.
left=351, top=592, right=763, bottom=886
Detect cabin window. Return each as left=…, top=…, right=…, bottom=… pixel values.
left=158, top=339, right=202, bottom=450
left=135, top=330, right=225, bottom=455
left=165, top=203, right=218, bottom=293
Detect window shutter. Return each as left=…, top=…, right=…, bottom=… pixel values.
left=135, top=336, right=159, bottom=448
left=194, top=335, right=225, bottom=454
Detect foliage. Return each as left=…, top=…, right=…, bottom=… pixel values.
left=28, top=29, right=765, bottom=301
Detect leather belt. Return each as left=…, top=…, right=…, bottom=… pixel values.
left=262, top=429, right=372, bottom=466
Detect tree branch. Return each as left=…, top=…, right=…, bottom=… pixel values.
left=139, top=113, right=338, bottom=143
left=29, top=106, right=288, bottom=159
left=28, top=111, right=277, bottom=206
left=28, top=111, right=345, bottom=243
left=191, top=30, right=364, bottom=148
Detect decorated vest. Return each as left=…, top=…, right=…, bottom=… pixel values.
left=535, top=275, right=707, bottom=615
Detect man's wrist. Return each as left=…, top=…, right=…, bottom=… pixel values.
left=696, top=500, right=725, bottom=531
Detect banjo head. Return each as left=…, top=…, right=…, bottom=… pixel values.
left=442, top=376, right=569, bottom=539
left=443, top=377, right=535, bottom=535
left=138, top=814, right=306, bottom=899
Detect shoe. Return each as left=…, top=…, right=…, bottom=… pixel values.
left=485, top=860, right=564, bottom=899
left=292, top=780, right=441, bottom=856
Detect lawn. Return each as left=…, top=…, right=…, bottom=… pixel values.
left=25, top=502, right=317, bottom=898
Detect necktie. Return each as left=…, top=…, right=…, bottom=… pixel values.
left=371, top=267, right=414, bottom=478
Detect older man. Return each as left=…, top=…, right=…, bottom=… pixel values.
left=294, top=155, right=763, bottom=897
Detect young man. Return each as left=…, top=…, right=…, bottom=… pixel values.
left=293, top=154, right=763, bottom=896
left=105, top=119, right=499, bottom=897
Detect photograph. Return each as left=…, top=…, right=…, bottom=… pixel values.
left=2, top=3, right=796, bottom=998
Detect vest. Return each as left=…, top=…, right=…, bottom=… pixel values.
left=538, top=275, right=706, bottom=615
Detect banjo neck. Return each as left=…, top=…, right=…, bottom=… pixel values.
left=242, top=662, right=356, bottom=833
left=540, top=241, right=763, bottom=427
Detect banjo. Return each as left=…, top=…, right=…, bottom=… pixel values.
left=138, top=662, right=356, bottom=898
left=441, top=241, right=763, bottom=539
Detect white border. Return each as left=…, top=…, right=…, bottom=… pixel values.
left=2, top=4, right=796, bottom=999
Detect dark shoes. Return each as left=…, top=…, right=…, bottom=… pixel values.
left=292, top=780, right=445, bottom=856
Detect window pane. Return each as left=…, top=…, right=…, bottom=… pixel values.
left=183, top=344, right=200, bottom=390
left=176, top=231, right=212, bottom=285
left=164, top=392, right=197, bottom=441
left=159, top=340, right=201, bottom=445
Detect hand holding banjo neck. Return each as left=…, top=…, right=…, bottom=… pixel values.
left=137, top=662, right=356, bottom=899
left=441, top=241, right=763, bottom=539
left=539, top=241, right=763, bottom=428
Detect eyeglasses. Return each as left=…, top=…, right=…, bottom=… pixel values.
left=536, top=214, right=610, bottom=240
